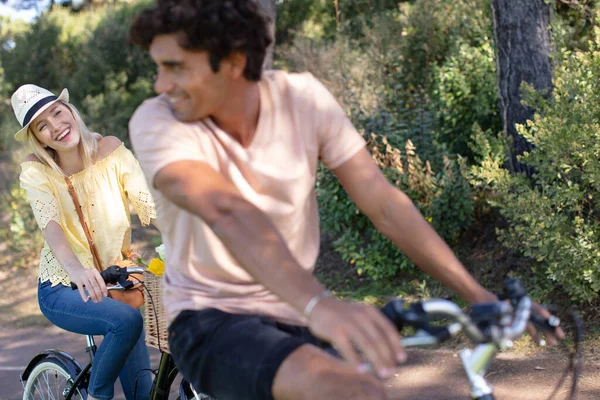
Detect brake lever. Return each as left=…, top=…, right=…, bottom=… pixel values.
left=117, top=273, right=135, bottom=289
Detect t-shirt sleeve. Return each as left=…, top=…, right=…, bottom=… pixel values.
left=118, top=146, right=157, bottom=226
left=129, top=96, right=206, bottom=187
left=306, top=74, right=366, bottom=169
left=19, top=163, right=60, bottom=231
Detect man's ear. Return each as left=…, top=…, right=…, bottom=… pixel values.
left=224, top=51, right=247, bottom=78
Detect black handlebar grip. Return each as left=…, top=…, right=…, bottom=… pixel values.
left=503, top=278, right=527, bottom=302
left=101, top=265, right=125, bottom=284
left=381, top=299, right=407, bottom=331
left=70, top=265, right=125, bottom=290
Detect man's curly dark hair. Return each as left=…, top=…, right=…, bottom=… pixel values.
left=129, top=0, right=273, bottom=81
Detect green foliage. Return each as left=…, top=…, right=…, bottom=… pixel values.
left=0, top=110, right=20, bottom=152
left=469, top=35, right=600, bottom=302
left=82, top=74, right=154, bottom=144
left=318, top=134, right=473, bottom=280
left=430, top=41, right=501, bottom=158
left=281, top=0, right=498, bottom=166
left=0, top=17, right=28, bottom=151
left=0, top=1, right=154, bottom=144
left=551, top=0, right=599, bottom=52
left=275, top=0, right=335, bottom=44
left=398, top=0, right=492, bottom=89
left=0, top=182, right=42, bottom=253
left=0, top=7, right=103, bottom=92
left=67, top=1, right=155, bottom=140
left=68, top=0, right=155, bottom=103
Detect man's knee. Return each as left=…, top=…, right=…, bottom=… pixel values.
left=313, top=371, right=386, bottom=400
left=272, top=344, right=387, bottom=400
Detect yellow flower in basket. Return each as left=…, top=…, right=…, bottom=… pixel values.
left=148, top=258, right=165, bottom=276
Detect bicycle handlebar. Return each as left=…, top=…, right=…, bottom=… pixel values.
left=70, top=265, right=145, bottom=291
left=382, top=278, right=558, bottom=350
left=378, top=278, right=570, bottom=400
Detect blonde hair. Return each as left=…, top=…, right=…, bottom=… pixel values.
left=26, top=101, right=102, bottom=176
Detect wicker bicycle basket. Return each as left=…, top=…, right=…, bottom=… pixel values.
left=144, top=272, right=170, bottom=353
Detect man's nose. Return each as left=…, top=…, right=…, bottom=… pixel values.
left=154, top=70, right=174, bottom=94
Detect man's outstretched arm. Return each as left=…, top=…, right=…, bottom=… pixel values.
left=333, top=147, right=495, bottom=304
left=154, top=159, right=406, bottom=375
left=333, top=147, right=564, bottom=344
left=154, top=159, right=325, bottom=313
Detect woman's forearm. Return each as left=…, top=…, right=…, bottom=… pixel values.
left=43, top=221, right=86, bottom=276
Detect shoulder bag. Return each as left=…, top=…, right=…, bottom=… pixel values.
left=65, top=176, right=144, bottom=309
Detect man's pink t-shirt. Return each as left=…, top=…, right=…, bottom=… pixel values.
left=129, top=70, right=365, bottom=325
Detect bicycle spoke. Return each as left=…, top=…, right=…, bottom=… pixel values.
left=24, top=359, right=84, bottom=400
left=30, top=367, right=67, bottom=400
left=41, top=369, right=55, bottom=400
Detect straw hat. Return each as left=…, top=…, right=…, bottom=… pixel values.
left=11, top=84, right=69, bottom=142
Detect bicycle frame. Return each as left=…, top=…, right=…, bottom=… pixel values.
left=58, top=335, right=183, bottom=400
left=60, top=335, right=96, bottom=400
left=150, top=351, right=181, bottom=400
left=459, top=343, right=497, bottom=400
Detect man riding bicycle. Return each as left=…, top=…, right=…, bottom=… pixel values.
left=128, top=1, right=563, bottom=399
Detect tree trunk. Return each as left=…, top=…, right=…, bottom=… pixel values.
left=491, top=0, right=553, bottom=175
left=257, top=0, right=276, bottom=70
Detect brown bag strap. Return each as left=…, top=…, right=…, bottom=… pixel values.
left=65, top=177, right=103, bottom=274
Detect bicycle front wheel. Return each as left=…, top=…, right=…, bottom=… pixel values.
left=23, top=358, right=86, bottom=400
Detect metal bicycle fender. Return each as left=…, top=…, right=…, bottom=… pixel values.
left=20, top=349, right=84, bottom=383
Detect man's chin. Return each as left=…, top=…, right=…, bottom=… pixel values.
left=170, top=107, right=204, bottom=122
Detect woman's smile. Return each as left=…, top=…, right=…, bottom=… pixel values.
left=54, top=127, right=71, bottom=142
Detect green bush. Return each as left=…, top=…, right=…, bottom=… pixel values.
left=551, top=0, right=598, bottom=52
left=399, top=0, right=492, bottom=89
left=82, top=74, right=154, bottom=144
left=430, top=40, right=501, bottom=158
left=319, top=134, right=473, bottom=280
left=469, top=34, right=600, bottom=302
left=0, top=182, right=42, bottom=253
left=0, top=7, right=104, bottom=93
left=68, top=0, right=154, bottom=103
left=280, top=0, right=497, bottom=167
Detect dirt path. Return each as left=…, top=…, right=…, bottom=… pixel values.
left=1, top=323, right=598, bottom=399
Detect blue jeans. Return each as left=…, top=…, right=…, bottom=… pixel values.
left=38, top=280, right=152, bottom=400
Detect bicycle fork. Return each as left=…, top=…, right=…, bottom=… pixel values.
left=459, top=343, right=496, bottom=400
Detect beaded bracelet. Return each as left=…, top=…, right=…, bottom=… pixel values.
left=303, top=290, right=333, bottom=319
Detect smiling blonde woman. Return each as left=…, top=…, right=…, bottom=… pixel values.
left=11, top=84, right=156, bottom=400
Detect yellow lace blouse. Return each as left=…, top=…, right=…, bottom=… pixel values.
left=20, top=144, right=156, bottom=287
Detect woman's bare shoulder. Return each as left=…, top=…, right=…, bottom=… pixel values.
left=97, top=136, right=123, bottom=158
left=23, top=153, right=42, bottom=163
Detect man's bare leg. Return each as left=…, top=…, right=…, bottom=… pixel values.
left=272, top=344, right=387, bottom=400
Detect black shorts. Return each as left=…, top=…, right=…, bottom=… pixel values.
left=168, top=308, right=324, bottom=400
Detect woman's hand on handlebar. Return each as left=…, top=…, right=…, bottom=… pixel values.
left=307, top=297, right=406, bottom=379
left=70, top=267, right=108, bottom=303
